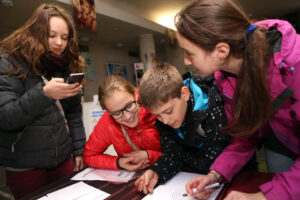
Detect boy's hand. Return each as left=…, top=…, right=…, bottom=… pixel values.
left=135, top=169, right=158, bottom=194
left=123, top=150, right=148, bottom=164
left=119, top=157, right=149, bottom=171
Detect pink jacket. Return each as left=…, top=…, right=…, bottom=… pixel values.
left=211, top=19, right=300, bottom=200
left=83, top=105, right=162, bottom=169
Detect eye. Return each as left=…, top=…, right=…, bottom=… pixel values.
left=112, top=111, right=122, bottom=117
left=165, top=109, right=173, bottom=115
left=61, top=35, right=69, bottom=40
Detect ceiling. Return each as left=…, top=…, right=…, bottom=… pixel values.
left=1, top=0, right=300, bottom=52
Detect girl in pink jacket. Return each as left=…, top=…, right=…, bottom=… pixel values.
left=175, top=0, right=300, bottom=199
left=83, top=75, right=161, bottom=171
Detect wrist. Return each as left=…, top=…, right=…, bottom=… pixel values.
left=116, top=158, right=123, bottom=169
left=208, top=170, right=223, bottom=183
left=145, top=150, right=149, bottom=160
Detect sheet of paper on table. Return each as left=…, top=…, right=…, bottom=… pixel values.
left=37, top=181, right=110, bottom=200
left=143, top=172, right=223, bottom=200
left=71, top=167, right=136, bottom=182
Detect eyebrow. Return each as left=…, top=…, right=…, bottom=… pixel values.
left=109, top=100, right=133, bottom=113
left=49, top=30, right=69, bottom=35
left=152, top=106, right=172, bottom=116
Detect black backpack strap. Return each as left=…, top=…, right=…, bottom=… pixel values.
left=272, top=87, right=294, bottom=111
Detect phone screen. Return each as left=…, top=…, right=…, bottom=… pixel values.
left=67, top=73, right=84, bottom=84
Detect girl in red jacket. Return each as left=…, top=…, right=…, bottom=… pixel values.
left=83, top=75, right=161, bottom=171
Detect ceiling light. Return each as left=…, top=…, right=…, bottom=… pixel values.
left=116, top=43, right=124, bottom=48
left=1, top=0, right=14, bottom=6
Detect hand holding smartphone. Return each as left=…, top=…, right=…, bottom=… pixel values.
left=66, top=73, right=84, bottom=84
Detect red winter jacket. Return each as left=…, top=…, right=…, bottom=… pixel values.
left=83, top=106, right=161, bottom=169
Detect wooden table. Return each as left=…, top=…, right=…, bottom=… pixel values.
left=21, top=170, right=274, bottom=200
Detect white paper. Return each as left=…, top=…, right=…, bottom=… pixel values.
left=37, top=181, right=110, bottom=200
left=143, top=172, right=223, bottom=200
left=71, top=167, right=136, bottom=182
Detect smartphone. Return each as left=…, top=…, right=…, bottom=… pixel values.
left=66, top=73, right=84, bottom=84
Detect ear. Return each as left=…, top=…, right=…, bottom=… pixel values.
left=181, top=86, right=190, bottom=102
left=134, top=91, right=139, bottom=101
left=214, top=42, right=230, bottom=60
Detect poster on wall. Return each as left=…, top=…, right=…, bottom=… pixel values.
left=106, top=63, right=128, bottom=80
left=72, top=0, right=97, bottom=31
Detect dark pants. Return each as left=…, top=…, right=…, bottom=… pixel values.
left=5, top=158, right=74, bottom=200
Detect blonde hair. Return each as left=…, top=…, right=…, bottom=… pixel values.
left=139, top=63, right=183, bottom=109
left=98, top=75, right=136, bottom=109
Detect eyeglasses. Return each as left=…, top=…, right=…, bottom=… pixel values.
left=110, top=100, right=137, bottom=120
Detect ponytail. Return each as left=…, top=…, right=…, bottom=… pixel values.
left=224, top=27, right=273, bottom=137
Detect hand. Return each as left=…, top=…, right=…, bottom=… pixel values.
left=185, top=172, right=218, bottom=199
left=224, top=191, right=267, bottom=200
left=119, top=157, right=149, bottom=171
left=123, top=150, right=148, bottom=164
left=135, top=169, right=158, bottom=194
left=74, top=156, right=84, bottom=171
left=43, top=78, right=83, bottom=100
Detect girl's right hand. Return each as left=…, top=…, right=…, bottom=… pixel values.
left=119, top=157, right=149, bottom=171
left=43, top=78, right=83, bottom=100
left=186, top=171, right=220, bottom=199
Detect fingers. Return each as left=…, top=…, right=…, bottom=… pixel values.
left=119, top=157, right=134, bottom=170
left=74, top=156, right=84, bottom=171
left=147, top=175, right=158, bottom=194
left=44, top=79, right=83, bottom=99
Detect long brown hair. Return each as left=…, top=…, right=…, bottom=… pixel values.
left=175, top=0, right=273, bottom=138
left=0, top=4, right=84, bottom=78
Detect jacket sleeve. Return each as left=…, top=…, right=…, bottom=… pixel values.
left=260, top=158, right=300, bottom=200
left=210, top=135, right=259, bottom=182
left=61, top=93, right=86, bottom=157
left=83, top=115, right=120, bottom=169
left=0, top=59, right=54, bottom=131
left=148, top=121, right=184, bottom=184
left=146, top=149, right=162, bottom=165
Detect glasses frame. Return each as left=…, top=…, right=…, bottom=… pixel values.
left=110, top=100, right=137, bottom=120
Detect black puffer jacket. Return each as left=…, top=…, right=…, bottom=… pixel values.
left=0, top=54, right=86, bottom=169
left=148, top=72, right=230, bottom=184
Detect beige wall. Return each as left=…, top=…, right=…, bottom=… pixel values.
left=82, top=41, right=190, bottom=102
left=83, top=43, right=141, bottom=102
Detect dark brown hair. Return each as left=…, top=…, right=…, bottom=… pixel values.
left=98, top=75, right=136, bottom=110
left=139, top=62, right=183, bottom=110
left=175, top=0, right=273, bottom=137
left=0, top=4, right=84, bottom=78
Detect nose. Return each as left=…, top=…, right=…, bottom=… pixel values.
left=122, top=110, right=132, bottom=120
left=55, top=37, right=62, bottom=46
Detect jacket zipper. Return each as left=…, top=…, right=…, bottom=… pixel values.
left=11, top=124, right=30, bottom=152
left=53, top=104, right=58, bottom=166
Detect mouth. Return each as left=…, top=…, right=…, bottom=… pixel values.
left=169, top=121, right=177, bottom=128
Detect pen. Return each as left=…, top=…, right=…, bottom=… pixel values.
left=192, top=183, right=220, bottom=193
left=204, top=182, right=220, bottom=189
